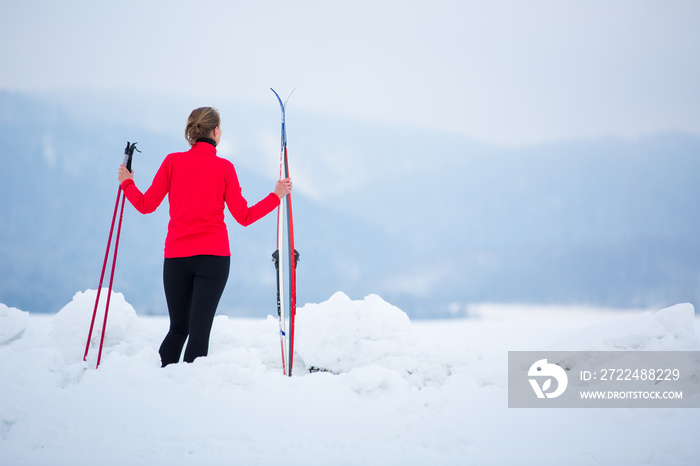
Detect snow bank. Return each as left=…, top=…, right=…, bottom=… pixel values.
left=1, top=290, right=699, bottom=466
left=296, top=292, right=412, bottom=372
left=550, top=302, right=698, bottom=350
left=52, top=289, right=146, bottom=364
left=0, top=302, right=28, bottom=345
left=297, top=293, right=411, bottom=369
left=295, top=291, right=455, bottom=390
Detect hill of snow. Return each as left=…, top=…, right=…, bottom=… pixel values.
left=1, top=291, right=699, bottom=465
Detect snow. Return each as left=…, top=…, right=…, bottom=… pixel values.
left=1, top=291, right=699, bottom=465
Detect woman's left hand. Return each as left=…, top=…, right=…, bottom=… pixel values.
left=118, top=164, right=134, bottom=184
left=274, top=177, right=292, bottom=199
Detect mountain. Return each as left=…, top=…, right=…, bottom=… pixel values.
left=284, top=108, right=700, bottom=314
left=2, top=90, right=700, bottom=317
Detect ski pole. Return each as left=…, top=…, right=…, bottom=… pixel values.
left=83, top=186, right=121, bottom=362
left=84, top=141, right=140, bottom=368
left=96, top=191, right=126, bottom=368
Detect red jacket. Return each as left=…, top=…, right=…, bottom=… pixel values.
left=120, top=141, right=280, bottom=258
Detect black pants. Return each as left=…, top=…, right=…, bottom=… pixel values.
left=159, top=255, right=230, bottom=366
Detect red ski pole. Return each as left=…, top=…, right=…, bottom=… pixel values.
left=96, top=192, right=127, bottom=368
left=84, top=141, right=140, bottom=368
left=83, top=187, right=122, bottom=362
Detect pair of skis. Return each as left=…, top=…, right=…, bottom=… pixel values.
left=83, top=141, right=140, bottom=369
left=271, top=88, right=299, bottom=377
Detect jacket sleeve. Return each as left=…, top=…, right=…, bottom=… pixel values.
left=120, top=159, right=170, bottom=214
left=225, top=166, right=280, bottom=226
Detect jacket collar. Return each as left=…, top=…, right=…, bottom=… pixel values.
left=191, top=140, right=217, bottom=155
left=195, top=137, right=217, bottom=147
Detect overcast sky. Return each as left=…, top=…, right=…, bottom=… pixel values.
left=2, top=0, right=699, bottom=146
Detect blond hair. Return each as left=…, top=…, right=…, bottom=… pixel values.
left=185, top=107, right=221, bottom=145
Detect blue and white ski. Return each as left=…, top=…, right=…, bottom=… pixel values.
left=271, top=88, right=299, bottom=376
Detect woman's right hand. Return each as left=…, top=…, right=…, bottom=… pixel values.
left=118, top=164, right=134, bottom=184
left=274, top=178, right=293, bottom=199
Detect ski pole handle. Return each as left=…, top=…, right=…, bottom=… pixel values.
left=122, top=141, right=141, bottom=173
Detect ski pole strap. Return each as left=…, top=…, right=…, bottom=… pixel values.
left=122, top=141, right=141, bottom=173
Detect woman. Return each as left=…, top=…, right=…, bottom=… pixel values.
left=117, top=107, right=292, bottom=367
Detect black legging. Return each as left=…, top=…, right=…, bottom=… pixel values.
left=159, top=255, right=230, bottom=366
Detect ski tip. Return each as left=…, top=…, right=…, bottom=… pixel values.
left=270, top=88, right=294, bottom=108
left=271, top=88, right=284, bottom=113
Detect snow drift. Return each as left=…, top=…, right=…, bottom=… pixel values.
left=1, top=290, right=699, bottom=465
